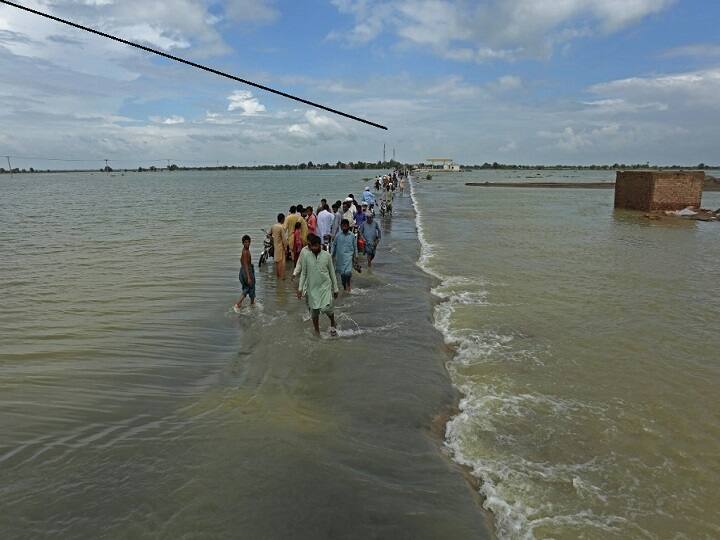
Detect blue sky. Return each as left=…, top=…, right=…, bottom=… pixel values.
left=1, top=0, right=719, bottom=168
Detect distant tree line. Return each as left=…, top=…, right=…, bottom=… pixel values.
left=2, top=160, right=717, bottom=174
left=151, top=160, right=408, bottom=172
left=465, top=162, right=717, bottom=170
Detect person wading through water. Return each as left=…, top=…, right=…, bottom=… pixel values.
left=235, top=234, right=255, bottom=310
left=295, top=233, right=339, bottom=336
left=270, top=213, right=288, bottom=279
left=331, top=218, right=357, bottom=293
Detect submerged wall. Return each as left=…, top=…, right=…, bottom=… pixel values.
left=615, top=171, right=704, bottom=211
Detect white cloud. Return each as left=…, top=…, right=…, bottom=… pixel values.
left=589, top=68, right=720, bottom=109
left=203, top=111, right=244, bottom=125
left=538, top=124, right=622, bottom=152
left=286, top=110, right=348, bottom=142
left=582, top=98, right=668, bottom=113
left=305, top=110, right=343, bottom=131
left=424, top=76, right=483, bottom=98
left=150, top=115, right=185, bottom=125
left=0, top=0, right=280, bottom=74
left=328, top=0, right=395, bottom=44
left=227, top=90, right=267, bottom=115
left=287, top=123, right=313, bottom=140
left=330, top=0, right=674, bottom=61
left=0, top=0, right=239, bottom=82
left=496, top=75, right=523, bottom=90
left=1, top=1, right=718, bottom=170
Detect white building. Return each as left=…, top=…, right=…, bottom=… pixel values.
left=416, top=158, right=461, bottom=172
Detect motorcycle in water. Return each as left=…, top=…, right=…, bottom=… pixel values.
left=380, top=199, right=392, bottom=217
left=257, top=229, right=274, bottom=267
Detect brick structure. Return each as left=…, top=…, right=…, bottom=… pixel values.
left=614, top=171, right=705, bottom=211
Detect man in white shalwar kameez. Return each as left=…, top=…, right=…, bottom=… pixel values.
left=295, top=234, right=339, bottom=336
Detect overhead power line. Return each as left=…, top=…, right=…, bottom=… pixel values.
left=0, top=0, right=388, bottom=131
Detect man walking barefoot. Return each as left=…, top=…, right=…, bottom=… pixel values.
left=296, top=234, right=339, bottom=336
left=235, top=235, right=255, bottom=310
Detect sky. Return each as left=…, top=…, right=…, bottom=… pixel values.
left=1, top=0, right=719, bottom=168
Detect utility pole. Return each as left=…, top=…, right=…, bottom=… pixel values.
left=383, top=143, right=386, bottom=163
left=392, top=147, right=396, bottom=161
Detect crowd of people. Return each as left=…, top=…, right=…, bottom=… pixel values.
left=235, top=170, right=409, bottom=336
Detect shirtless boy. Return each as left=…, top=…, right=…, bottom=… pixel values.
left=235, top=235, right=256, bottom=309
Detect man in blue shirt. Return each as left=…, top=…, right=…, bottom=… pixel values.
left=361, top=186, right=376, bottom=208
left=358, top=212, right=381, bottom=268
left=331, top=219, right=357, bottom=293
left=355, top=203, right=367, bottom=230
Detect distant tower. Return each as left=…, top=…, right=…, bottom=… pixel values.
left=383, top=143, right=386, bottom=163
left=392, top=147, right=395, bottom=161
left=6, top=156, right=12, bottom=176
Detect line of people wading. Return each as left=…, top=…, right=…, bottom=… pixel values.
left=235, top=171, right=408, bottom=336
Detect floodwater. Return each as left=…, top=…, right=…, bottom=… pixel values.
left=412, top=169, right=720, bottom=538
left=1, top=170, right=490, bottom=539
left=3, top=168, right=720, bottom=539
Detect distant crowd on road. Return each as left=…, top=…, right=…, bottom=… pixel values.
left=235, top=170, right=410, bottom=335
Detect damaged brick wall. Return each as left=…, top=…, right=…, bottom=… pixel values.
left=614, top=171, right=704, bottom=211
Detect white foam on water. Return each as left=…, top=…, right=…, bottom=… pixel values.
left=320, top=323, right=403, bottom=340
left=409, top=176, right=577, bottom=539
left=408, top=176, right=442, bottom=280
left=348, top=287, right=370, bottom=296
left=433, top=300, right=535, bottom=368
left=431, top=284, right=490, bottom=306
left=443, top=379, right=619, bottom=539
left=445, top=412, right=622, bottom=539
left=450, top=386, right=607, bottom=426
left=229, top=302, right=264, bottom=315
left=228, top=302, right=290, bottom=328
left=328, top=314, right=403, bottom=340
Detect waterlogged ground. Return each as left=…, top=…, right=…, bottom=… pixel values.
left=4, top=167, right=719, bottom=539
left=1, top=170, right=491, bottom=539
left=411, top=170, right=720, bottom=539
